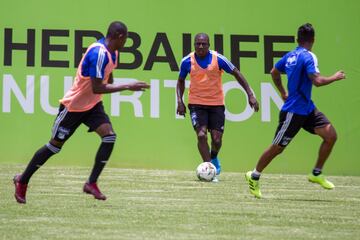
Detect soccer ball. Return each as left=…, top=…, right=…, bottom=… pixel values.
left=196, top=162, right=217, bottom=182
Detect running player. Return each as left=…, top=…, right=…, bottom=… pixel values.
left=13, top=21, right=150, bottom=203
left=245, top=23, right=346, bottom=198
left=176, top=33, right=259, bottom=180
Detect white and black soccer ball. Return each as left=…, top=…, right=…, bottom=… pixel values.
left=196, top=162, right=217, bottom=182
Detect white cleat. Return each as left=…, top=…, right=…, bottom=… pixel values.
left=212, top=177, right=219, bottom=183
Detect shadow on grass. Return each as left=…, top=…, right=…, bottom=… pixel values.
left=269, top=197, right=335, bottom=203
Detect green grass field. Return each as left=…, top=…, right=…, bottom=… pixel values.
left=1, top=164, right=359, bottom=240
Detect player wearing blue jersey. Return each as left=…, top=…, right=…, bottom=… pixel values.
left=177, top=33, right=259, bottom=179
left=13, top=21, right=150, bottom=204
left=81, top=38, right=117, bottom=82
left=245, top=23, right=346, bottom=198
left=178, top=50, right=237, bottom=79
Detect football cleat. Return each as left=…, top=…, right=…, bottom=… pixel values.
left=211, top=157, right=221, bottom=175
left=245, top=171, right=262, bottom=198
left=308, top=174, right=335, bottom=189
left=212, top=177, right=219, bottom=183
left=83, top=182, right=107, bottom=200
left=13, top=174, right=27, bottom=204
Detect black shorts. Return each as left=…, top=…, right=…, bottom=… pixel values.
left=51, top=101, right=111, bottom=142
left=272, top=108, right=331, bottom=147
left=188, top=104, right=225, bottom=132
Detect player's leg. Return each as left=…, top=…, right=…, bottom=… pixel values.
left=210, top=130, right=222, bottom=155
left=188, top=104, right=211, bottom=162
left=90, top=123, right=116, bottom=184
left=209, top=105, right=225, bottom=175
left=254, top=144, right=285, bottom=173
left=245, top=111, right=304, bottom=198
left=245, top=144, right=285, bottom=199
left=14, top=105, right=80, bottom=204
left=252, top=111, right=301, bottom=178
left=304, top=110, right=336, bottom=189
left=195, top=126, right=211, bottom=161
left=15, top=139, right=64, bottom=186
left=210, top=130, right=223, bottom=175
left=313, top=124, right=337, bottom=170
left=83, top=102, right=115, bottom=200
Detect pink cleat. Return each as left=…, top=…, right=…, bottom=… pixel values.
left=83, top=182, right=107, bottom=200
left=13, top=174, right=27, bottom=204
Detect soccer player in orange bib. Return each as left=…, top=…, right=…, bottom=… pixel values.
left=176, top=33, right=259, bottom=180
left=13, top=21, right=150, bottom=203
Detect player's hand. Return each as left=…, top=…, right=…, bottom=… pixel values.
left=334, top=70, right=346, bottom=81
left=128, top=81, right=150, bottom=91
left=177, top=101, right=186, bottom=116
left=281, top=92, right=288, bottom=101
left=248, top=95, right=259, bottom=112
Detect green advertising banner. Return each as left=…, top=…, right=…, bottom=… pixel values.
left=0, top=0, right=359, bottom=175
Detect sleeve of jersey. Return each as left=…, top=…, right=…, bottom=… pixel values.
left=274, top=55, right=286, bottom=72
left=217, top=54, right=235, bottom=73
left=178, top=56, right=191, bottom=79
left=304, top=52, right=320, bottom=74
left=89, top=47, right=109, bottom=80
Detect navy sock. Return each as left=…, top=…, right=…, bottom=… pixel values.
left=20, top=143, right=61, bottom=184
left=210, top=150, right=218, bottom=159
left=312, top=168, right=322, bottom=176
left=88, top=135, right=116, bottom=183
left=251, top=169, right=261, bottom=180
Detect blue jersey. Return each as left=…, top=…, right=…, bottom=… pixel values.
left=275, top=46, right=320, bottom=115
left=81, top=38, right=117, bottom=80
left=179, top=50, right=235, bottom=79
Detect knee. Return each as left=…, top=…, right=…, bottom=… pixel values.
left=46, top=142, right=62, bottom=154
left=317, top=125, right=338, bottom=144
left=197, top=131, right=207, bottom=142
left=325, top=131, right=337, bottom=144
left=50, top=139, right=64, bottom=148
left=102, top=134, right=117, bottom=143
left=212, top=137, right=222, bottom=148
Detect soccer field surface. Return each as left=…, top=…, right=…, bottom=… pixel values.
left=1, top=165, right=359, bottom=240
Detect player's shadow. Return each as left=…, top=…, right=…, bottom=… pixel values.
left=270, top=198, right=335, bottom=203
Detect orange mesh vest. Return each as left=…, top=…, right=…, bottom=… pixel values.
left=188, top=51, right=224, bottom=105
left=60, top=43, right=118, bottom=112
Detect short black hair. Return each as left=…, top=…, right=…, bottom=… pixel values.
left=194, top=33, right=209, bottom=42
left=106, top=21, right=127, bottom=39
left=297, top=23, right=315, bottom=43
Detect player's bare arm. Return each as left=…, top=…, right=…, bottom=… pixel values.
left=92, top=78, right=150, bottom=94
left=232, top=68, right=259, bottom=112
left=270, top=67, right=288, bottom=101
left=108, top=73, right=114, bottom=84
left=309, top=70, right=346, bottom=87
left=176, top=77, right=186, bottom=116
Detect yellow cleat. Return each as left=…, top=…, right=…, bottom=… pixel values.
left=308, top=174, right=335, bottom=189
left=245, top=171, right=262, bottom=198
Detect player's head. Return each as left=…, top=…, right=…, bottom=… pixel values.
left=194, top=33, right=210, bottom=57
left=297, top=23, right=315, bottom=45
left=106, top=21, right=128, bottom=50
